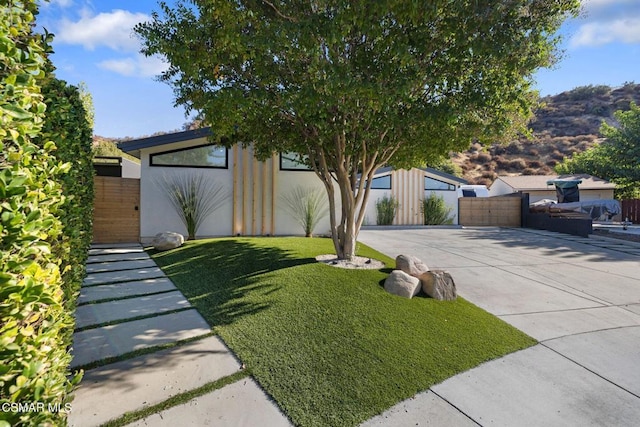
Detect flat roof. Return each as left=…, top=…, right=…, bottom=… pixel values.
left=118, top=127, right=213, bottom=158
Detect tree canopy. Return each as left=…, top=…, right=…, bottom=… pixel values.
left=137, top=0, right=580, bottom=259
left=557, top=102, right=640, bottom=199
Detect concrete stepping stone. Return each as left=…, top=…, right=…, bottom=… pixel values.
left=70, top=310, right=210, bottom=368
left=83, top=267, right=166, bottom=286
left=77, top=278, right=176, bottom=304
left=86, top=252, right=151, bottom=264
left=85, top=258, right=158, bottom=274
left=123, top=378, right=293, bottom=427
left=90, top=243, right=142, bottom=250
left=75, top=291, right=192, bottom=329
left=89, top=247, right=145, bottom=256
left=68, top=336, right=241, bottom=427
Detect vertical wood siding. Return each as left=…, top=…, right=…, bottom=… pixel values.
left=93, top=176, right=140, bottom=243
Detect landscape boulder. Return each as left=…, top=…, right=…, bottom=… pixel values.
left=419, top=270, right=457, bottom=301
left=384, top=270, right=421, bottom=299
left=152, top=231, right=184, bottom=251
left=395, top=254, right=429, bottom=277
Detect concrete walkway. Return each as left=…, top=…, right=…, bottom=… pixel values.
left=359, top=227, right=640, bottom=426
left=68, top=244, right=291, bottom=427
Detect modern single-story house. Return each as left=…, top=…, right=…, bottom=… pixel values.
left=361, top=166, right=468, bottom=226
left=488, top=174, right=616, bottom=203
left=119, top=128, right=467, bottom=242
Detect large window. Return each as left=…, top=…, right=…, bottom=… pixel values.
left=425, top=176, right=455, bottom=191
left=280, top=152, right=312, bottom=170
left=150, top=144, right=227, bottom=168
left=370, top=175, right=392, bottom=190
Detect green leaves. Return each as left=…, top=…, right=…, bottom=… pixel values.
left=1, top=1, right=92, bottom=425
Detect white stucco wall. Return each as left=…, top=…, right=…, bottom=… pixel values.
left=488, top=179, right=515, bottom=197
left=139, top=140, right=343, bottom=240
left=362, top=189, right=392, bottom=225
left=139, top=137, right=234, bottom=241
left=274, top=170, right=337, bottom=236
left=121, top=158, right=141, bottom=179
left=426, top=190, right=459, bottom=224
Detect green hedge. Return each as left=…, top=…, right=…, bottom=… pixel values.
left=38, top=76, right=95, bottom=317
left=1, top=2, right=93, bottom=425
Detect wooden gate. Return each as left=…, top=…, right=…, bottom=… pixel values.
left=622, top=199, right=640, bottom=224
left=93, top=176, right=140, bottom=243
left=459, top=197, right=522, bottom=227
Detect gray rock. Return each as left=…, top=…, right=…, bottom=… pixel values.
left=396, top=254, right=429, bottom=277
left=384, top=270, right=421, bottom=299
left=152, top=231, right=184, bottom=251
left=419, top=270, right=457, bottom=301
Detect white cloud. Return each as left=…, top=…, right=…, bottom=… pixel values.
left=98, top=55, right=168, bottom=78
left=98, top=58, right=136, bottom=76
left=570, top=17, right=640, bottom=47
left=568, top=0, right=640, bottom=47
left=41, top=0, right=74, bottom=8
left=55, top=9, right=149, bottom=52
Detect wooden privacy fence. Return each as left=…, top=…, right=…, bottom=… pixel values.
left=621, top=199, right=640, bottom=224
left=93, top=176, right=140, bottom=243
left=459, top=196, right=522, bottom=227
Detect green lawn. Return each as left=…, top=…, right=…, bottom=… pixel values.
left=150, top=237, right=535, bottom=427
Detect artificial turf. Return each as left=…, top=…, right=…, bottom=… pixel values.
left=150, top=237, right=535, bottom=427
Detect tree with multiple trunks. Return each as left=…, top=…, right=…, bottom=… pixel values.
left=136, top=0, right=580, bottom=260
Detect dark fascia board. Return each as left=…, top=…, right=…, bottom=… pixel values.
left=370, top=166, right=468, bottom=185
left=118, top=127, right=213, bottom=158
left=423, top=167, right=468, bottom=185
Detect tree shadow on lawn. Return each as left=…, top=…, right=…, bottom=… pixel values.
left=149, top=239, right=317, bottom=327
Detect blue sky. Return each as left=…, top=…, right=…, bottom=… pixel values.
left=37, top=0, right=640, bottom=138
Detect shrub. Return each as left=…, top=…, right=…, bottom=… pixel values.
left=0, top=2, right=84, bottom=425
left=421, top=194, right=454, bottom=225
left=528, top=160, right=543, bottom=168
left=481, top=171, right=497, bottom=180
left=475, top=152, right=492, bottom=163
left=505, top=141, right=523, bottom=154
left=280, top=186, right=329, bottom=237
left=158, top=172, right=229, bottom=240
left=38, top=77, right=95, bottom=314
left=375, top=194, right=399, bottom=225
left=508, top=158, right=527, bottom=171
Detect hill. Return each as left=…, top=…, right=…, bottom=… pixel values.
left=451, top=83, right=640, bottom=185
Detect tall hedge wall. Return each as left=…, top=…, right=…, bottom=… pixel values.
left=38, top=75, right=95, bottom=322
left=1, top=1, right=93, bottom=425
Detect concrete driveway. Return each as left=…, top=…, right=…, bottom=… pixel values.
left=359, top=227, right=640, bottom=427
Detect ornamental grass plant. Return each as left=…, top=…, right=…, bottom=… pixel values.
left=158, top=172, right=228, bottom=239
